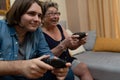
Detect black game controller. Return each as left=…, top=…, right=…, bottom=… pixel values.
left=73, top=32, right=87, bottom=39
left=42, top=58, right=67, bottom=68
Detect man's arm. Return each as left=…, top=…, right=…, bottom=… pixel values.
left=0, top=56, right=53, bottom=79
left=0, top=61, right=20, bottom=75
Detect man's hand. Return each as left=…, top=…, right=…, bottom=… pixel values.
left=52, top=62, right=71, bottom=80
left=18, top=55, right=53, bottom=79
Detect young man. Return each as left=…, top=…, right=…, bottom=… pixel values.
left=0, top=0, right=71, bottom=80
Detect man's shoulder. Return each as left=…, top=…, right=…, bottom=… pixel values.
left=0, top=20, right=6, bottom=23
left=0, top=20, right=7, bottom=28
left=0, top=20, right=8, bottom=27
left=0, top=20, right=10, bottom=31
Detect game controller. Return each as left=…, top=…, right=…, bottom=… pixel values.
left=42, top=58, right=67, bottom=68
left=73, top=32, right=87, bottom=39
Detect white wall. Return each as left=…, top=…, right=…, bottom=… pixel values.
left=10, top=0, right=15, bottom=6
left=52, top=0, right=68, bottom=28
left=52, top=0, right=67, bottom=21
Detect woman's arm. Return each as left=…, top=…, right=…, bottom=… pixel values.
left=51, top=26, right=86, bottom=56
left=51, top=26, right=68, bottom=57
left=51, top=42, right=67, bottom=57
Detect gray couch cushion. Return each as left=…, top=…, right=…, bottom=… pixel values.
left=74, top=51, right=120, bottom=80
left=83, top=30, right=96, bottom=51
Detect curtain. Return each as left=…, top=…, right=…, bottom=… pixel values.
left=87, top=0, right=120, bottom=38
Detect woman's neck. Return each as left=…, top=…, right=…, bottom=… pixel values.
left=42, top=24, right=62, bottom=41
left=42, top=24, right=57, bottom=33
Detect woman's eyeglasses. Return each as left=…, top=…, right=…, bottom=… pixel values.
left=46, top=12, right=61, bottom=16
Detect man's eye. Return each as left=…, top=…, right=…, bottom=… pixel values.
left=27, top=12, right=36, bottom=16
left=26, top=11, right=42, bottom=19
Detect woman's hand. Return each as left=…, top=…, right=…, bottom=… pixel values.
left=60, top=34, right=87, bottom=50
left=69, top=34, right=87, bottom=49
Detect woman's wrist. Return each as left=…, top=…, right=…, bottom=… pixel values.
left=59, top=44, right=67, bottom=52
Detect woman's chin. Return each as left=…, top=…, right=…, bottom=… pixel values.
left=51, top=23, right=57, bottom=26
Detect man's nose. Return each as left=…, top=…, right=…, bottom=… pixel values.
left=34, top=15, right=40, bottom=21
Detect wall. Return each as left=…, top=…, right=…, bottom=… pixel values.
left=66, top=0, right=89, bottom=32
left=52, top=0, right=67, bottom=21
left=52, top=0, right=68, bottom=28
left=10, top=0, right=15, bottom=6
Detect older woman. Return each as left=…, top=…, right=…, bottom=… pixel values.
left=41, top=1, right=93, bottom=80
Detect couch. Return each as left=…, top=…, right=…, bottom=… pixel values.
left=71, top=30, right=120, bottom=80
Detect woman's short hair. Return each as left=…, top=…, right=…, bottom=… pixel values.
left=42, top=1, right=58, bottom=17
